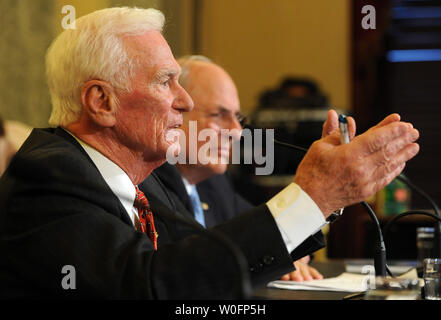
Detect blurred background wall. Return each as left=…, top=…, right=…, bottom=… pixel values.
left=199, top=0, right=351, bottom=113
left=0, top=0, right=350, bottom=126
left=0, top=0, right=54, bottom=127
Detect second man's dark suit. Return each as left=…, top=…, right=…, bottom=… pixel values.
left=152, top=162, right=252, bottom=228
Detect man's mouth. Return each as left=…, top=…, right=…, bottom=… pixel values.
left=170, top=123, right=182, bottom=129
left=165, top=123, right=182, bottom=143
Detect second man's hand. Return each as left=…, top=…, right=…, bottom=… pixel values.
left=280, top=256, right=323, bottom=282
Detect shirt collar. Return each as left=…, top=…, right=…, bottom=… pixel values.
left=182, top=176, right=194, bottom=196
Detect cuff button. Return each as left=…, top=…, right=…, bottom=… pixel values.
left=263, top=255, right=275, bottom=265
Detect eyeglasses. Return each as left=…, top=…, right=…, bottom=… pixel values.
left=196, top=108, right=247, bottom=128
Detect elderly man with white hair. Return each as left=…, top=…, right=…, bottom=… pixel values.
left=0, top=7, right=420, bottom=299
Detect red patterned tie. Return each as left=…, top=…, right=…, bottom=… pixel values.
left=134, top=186, right=158, bottom=250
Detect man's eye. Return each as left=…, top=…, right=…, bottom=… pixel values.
left=162, top=80, right=170, bottom=87
left=209, top=113, right=220, bottom=118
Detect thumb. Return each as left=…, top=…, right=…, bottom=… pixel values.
left=322, top=109, right=339, bottom=138
left=322, top=125, right=342, bottom=146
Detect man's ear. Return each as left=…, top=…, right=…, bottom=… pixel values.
left=81, top=80, right=118, bottom=127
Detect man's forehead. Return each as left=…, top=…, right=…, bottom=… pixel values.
left=125, top=30, right=179, bottom=70
left=193, top=100, right=240, bottom=114
left=190, top=76, right=240, bottom=112
left=124, top=30, right=164, bottom=50
left=155, top=65, right=182, bottom=79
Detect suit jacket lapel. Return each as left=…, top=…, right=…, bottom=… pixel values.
left=153, top=163, right=193, bottom=215
left=53, top=127, right=133, bottom=227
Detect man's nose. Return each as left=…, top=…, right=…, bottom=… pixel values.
left=225, top=116, right=243, bottom=141
left=173, top=84, right=194, bottom=112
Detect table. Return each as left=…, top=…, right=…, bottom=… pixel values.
left=252, top=259, right=418, bottom=300
left=253, top=260, right=353, bottom=300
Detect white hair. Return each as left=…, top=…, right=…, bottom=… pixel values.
left=176, top=55, right=212, bottom=89
left=46, top=7, right=165, bottom=127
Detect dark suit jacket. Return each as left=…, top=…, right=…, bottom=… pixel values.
left=152, top=163, right=325, bottom=264
left=152, top=163, right=252, bottom=228
left=0, top=128, right=295, bottom=299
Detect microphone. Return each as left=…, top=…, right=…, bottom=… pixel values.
left=396, top=174, right=441, bottom=259
left=384, top=210, right=441, bottom=240
left=361, top=201, right=387, bottom=277
left=383, top=210, right=441, bottom=279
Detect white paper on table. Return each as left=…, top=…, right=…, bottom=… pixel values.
left=268, top=273, right=369, bottom=293
left=267, top=269, right=423, bottom=293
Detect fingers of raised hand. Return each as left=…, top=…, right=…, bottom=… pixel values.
left=328, top=124, right=418, bottom=203
left=348, top=143, right=418, bottom=199
left=360, top=122, right=418, bottom=156
left=371, top=113, right=401, bottom=130
left=374, top=143, right=419, bottom=179
left=364, top=123, right=419, bottom=180
left=355, top=146, right=413, bottom=200
left=373, top=131, right=420, bottom=166
left=364, top=162, right=407, bottom=200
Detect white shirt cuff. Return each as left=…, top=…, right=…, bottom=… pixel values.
left=266, top=182, right=328, bottom=253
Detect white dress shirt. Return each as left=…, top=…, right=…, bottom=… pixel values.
left=267, top=183, right=327, bottom=252
left=67, top=130, right=327, bottom=252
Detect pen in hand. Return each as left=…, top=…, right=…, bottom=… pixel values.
left=326, top=114, right=350, bottom=223
left=339, top=114, right=350, bottom=145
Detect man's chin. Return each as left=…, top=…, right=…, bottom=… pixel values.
left=164, top=134, right=182, bottom=156
left=165, top=129, right=182, bottom=149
